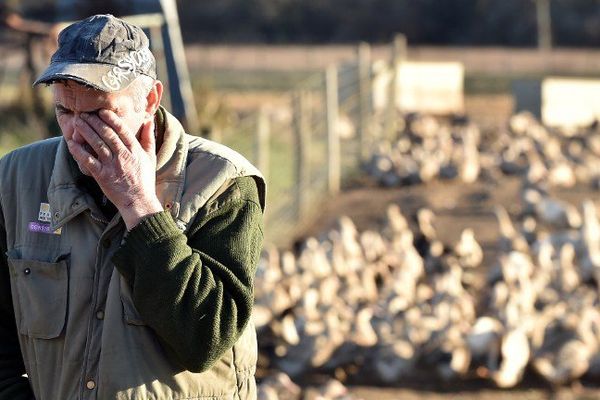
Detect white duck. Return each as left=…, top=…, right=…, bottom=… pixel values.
left=492, top=327, right=531, bottom=388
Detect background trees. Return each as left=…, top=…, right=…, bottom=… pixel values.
left=8, top=0, right=600, bottom=46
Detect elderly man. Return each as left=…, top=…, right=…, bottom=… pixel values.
left=0, top=14, right=265, bottom=400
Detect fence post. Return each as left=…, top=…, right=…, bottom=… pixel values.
left=159, top=0, right=200, bottom=133
left=357, top=41, right=372, bottom=163
left=384, top=33, right=407, bottom=140
left=292, top=91, right=310, bottom=220
left=149, top=24, right=172, bottom=112
left=535, top=0, right=553, bottom=51
left=326, top=65, right=341, bottom=194
left=255, top=107, right=270, bottom=182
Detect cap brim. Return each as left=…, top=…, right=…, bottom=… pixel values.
left=34, top=62, right=138, bottom=92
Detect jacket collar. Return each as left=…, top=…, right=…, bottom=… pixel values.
left=47, top=107, right=188, bottom=230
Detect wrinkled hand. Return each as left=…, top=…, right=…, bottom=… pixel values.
left=66, top=109, right=163, bottom=229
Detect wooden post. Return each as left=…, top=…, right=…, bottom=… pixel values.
left=326, top=65, right=340, bottom=194
left=385, top=33, right=407, bottom=140
left=535, top=0, right=552, bottom=52
left=292, top=91, right=310, bottom=220
left=159, top=0, right=200, bottom=133
left=357, top=41, right=371, bottom=162
left=149, top=24, right=172, bottom=112
left=255, top=107, right=270, bottom=182
left=25, top=36, right=49, bottom=138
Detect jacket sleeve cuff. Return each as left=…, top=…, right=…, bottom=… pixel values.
left=112, top=211, right=181, bottom=284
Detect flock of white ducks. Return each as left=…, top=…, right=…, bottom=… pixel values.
left=366, top=112, right=600, bottom=189
left=256, top=113, right=600, bottom=399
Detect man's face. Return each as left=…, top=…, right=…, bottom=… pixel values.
left=53, top=81, right=147, bottom=175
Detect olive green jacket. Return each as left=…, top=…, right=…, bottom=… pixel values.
left=0, top=108, right=265, bottom=400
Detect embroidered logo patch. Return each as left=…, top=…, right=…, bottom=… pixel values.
left=101, top=48, right=154, bottom=91
left=28, top=222, right=61, bottom=235
left=38, top=203, right=52, bottom=222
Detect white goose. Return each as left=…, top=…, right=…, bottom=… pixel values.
left=454, top=228, right=483, bottom=269
left=580, top=200, right=600, bottom=280
left=257, top=372, right=302, bottom=400
left=460, top=125, right=481, bottom=184
left=385, top=203, right=409, bottom=236
left=492, top=327, right=530, bottom=388
left=417, top=208, right=437, bottom=242
left=494, top=205, right=529, bottom=254
left=467, top=316, right=503, bottom=372
left=522, top=188, right=582, bottom=229
left=533, top=308, right=600, bottom=385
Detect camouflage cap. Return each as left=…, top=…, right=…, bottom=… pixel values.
left=34, top=14, right=157, bottom=92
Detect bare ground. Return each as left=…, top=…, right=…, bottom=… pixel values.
left=292, top=174, right=519, bottom=253
left=342, top=385, right=600, bottom=400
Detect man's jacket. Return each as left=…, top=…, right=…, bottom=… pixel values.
left=0, top=108, right=265, bottom=399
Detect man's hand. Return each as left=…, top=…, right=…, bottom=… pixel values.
left=66, top=109, right=163, bottom=230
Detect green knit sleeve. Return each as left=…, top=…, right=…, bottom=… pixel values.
left=0, top=208, right=35, bottom=399
left=111, top=176, right=264, bottom=372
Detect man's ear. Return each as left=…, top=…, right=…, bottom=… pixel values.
left=145, top=80, right=163, bottom=118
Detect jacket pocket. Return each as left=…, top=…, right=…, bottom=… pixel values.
left=7, top=255, right=69, bottom=339
left=119, top=275, right=146, bottom=326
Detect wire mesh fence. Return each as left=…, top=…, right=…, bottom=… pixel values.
left=216, top=38, right=405, bottom=247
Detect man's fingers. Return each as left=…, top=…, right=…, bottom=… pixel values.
left=66, top=138, right=102, bottom=175
left=74, top=117, right=112, bottom=162
left=98, top=109, right=137, bottom=149
left=80, top=112, right=125, bottom=155
left=72, top=130, right=85, bottom=145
